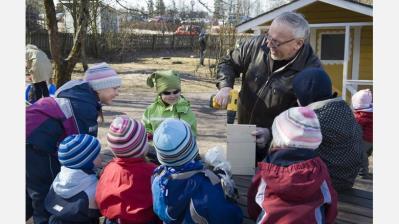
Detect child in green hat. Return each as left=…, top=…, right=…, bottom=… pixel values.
left=143, top=70, right=197, bottom=163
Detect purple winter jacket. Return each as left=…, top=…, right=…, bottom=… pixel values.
left=26, top=80, right=99, bottom=153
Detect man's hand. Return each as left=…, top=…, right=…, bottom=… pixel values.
left=251, top=127, right=271, bottom=149
left=215, top=87, right=232, bottom=108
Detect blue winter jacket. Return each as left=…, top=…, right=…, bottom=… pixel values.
left=26, top=80, right=100, bottom=153
left=151, top=161, right=243, bottom=224
left=55, top=80, right=100, bottom=137
left=45, top=166, right=100, bottom=224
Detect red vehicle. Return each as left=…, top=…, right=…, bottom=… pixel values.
left=175, top=25, right=201, bottom=36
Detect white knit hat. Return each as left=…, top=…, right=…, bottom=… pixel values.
left=84, top=62, right=121, bottom=91
left=272, top=107, right=322, bottom=150
left=352, top=89, right=373, bottom=112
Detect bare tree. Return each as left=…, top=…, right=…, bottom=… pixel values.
left=59, top=0, right=90, bottom=71
left=44, top=0, right=89, bottom=87
left=255, top=0, right=261, bottom=16
left=89, top=0, right=101, bottom=57
left=27, top=0, right=46, bottom=32
left=147, top=0, right=154, bottom=17
left=155, top=0, right=166, bottom=16
left=213, top=0, right=223, bottom=20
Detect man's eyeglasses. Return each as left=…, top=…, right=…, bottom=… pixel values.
left=162, top=89, right=181, bottom=95
left=265, top=34, right=295, bottom=48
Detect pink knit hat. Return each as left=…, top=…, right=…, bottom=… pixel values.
left=84, top=62, right=121, bottom=91
left=107, top=116, right=148, bottom=158
left=352, top=89, right=373, bottom=112
left=272, top=107, right=322, bottom=150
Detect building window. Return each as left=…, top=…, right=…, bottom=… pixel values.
left=317, top=30, right=351, bottom=65
left=321, top=34, right=344, bottom=60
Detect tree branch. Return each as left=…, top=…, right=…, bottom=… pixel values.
left=197, top=0, right=212, bottom=12
left=66, top=0, right=88, bottom=64
left=114, top=0, right=148, bottom=16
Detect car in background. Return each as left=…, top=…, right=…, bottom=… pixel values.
left=175, top=25, right=201, bottom=36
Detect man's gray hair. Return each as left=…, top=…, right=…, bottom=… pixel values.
left=273, top=12, right=310, bottom=43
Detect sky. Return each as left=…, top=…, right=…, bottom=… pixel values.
left=111, top=0, right=275, bottom=18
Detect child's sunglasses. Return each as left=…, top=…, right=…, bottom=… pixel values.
left=162, top=89, right=181, bottom=95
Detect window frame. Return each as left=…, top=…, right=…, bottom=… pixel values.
left=317, top=30, right=352, bottom=65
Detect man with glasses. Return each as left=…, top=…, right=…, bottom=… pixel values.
left=214, top=12, right=322, bottom=162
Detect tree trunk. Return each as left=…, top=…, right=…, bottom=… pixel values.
left=71, top=0, right=88, bottom=71
left=81, top=40, right=89, bottom=71
left=44, top=0, right=64, bottom=87
left=44, top=0, right=89, bottom=87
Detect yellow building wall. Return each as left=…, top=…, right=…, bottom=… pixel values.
left=297, top=2, right=372, bottom=23
left=316, top=27, right=373, bottom=98
left=315, top=29, right=354, bottom=96
left=261, top=2, right=372, bottom=26
left=298, top=2, right=373, bottom=98
left=358, top=26, right=373, bottom=91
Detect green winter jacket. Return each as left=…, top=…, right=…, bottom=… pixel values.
left=143, top=95, right=197, bottom=136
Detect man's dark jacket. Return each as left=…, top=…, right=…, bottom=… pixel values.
left=216, top=35, right=322, bottom=129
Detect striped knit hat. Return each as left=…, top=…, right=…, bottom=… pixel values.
left=153, top=118, right=198, bottom=167
left=84, top=62, right=121, bottom=91
left=272, top=107, right=322, bottom=150
left=58, top=134, right=101, bottom=170
left=352, top=89, right=373, bottom=112
left=107, top=116, right=148, bottom=158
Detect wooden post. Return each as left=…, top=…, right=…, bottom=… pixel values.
left=152, top=35, right=156, bottom=50
left=191, top=35, right=194, bottom=50
left=342, top=25, right=350, bottom=101
left=171, top=34, right=175, bottom=49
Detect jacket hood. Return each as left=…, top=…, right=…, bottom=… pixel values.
left=55, top=80, right=100, bottom=108
left=259, top=152, right=326, bottom=200
left=293, top=68, right=333, bottom=106
left=52, top=166, right=97, bottom=199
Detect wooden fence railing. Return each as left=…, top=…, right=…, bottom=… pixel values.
left=26, top=32, right=253, bottom=60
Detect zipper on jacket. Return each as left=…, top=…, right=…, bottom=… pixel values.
left=49, top=155, right=55, bottom=179
left=248, top=52, right=276, bottom=124
left=248, top=50, right=301, bottom=124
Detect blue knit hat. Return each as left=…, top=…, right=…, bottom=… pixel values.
left=293, top=68, right=333, bottom=106
left=58, top=134, right=101, bottom=170
left=153, top=118, right=198, bottom=167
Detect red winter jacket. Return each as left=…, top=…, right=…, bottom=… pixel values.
left=247, top=149, right=338, bottom=224
left=354, top=111, right=373, bottom=143
left=96, top=157, right=159, bottom=224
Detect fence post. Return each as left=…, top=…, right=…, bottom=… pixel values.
left=152, top=35, right=156, bottom=50
left=171, top=34, right=175, bottom=49
left=191, top=35, right=194, bottom=50
left=27, top=32, right=31, bottom=44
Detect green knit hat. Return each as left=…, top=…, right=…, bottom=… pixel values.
left=146, top=70, right=181, bottom=94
